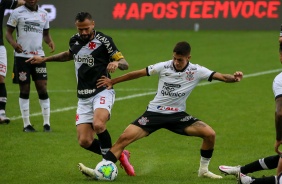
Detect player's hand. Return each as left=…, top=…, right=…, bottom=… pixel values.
left=234, top=71, right=243, bottom=82
left=107, top=61, right=119, bottom=73
left=13, top=43, right=23, bottom=53
left=275, top=140, right=282, bottom=155
left=48, top=41, right=55, bottom=53
left=97, top=76, right=113, bottom=89
left=25, top=56, right=45, bottom=64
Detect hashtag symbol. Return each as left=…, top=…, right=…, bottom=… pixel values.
left=112, top=3, right=127, bottom=19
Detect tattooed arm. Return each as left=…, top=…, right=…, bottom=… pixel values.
left=212, top=71, right=243, bottom=83
left=26, top=50, right=73, bottom=64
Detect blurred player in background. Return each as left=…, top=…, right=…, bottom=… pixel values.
left=6, top=0, right=55, bottom=132
left=26, top=12, right=135, bottom=176
left=78, top=41, right=243, bottom=179
left=0, top=0, right=25, bottom=124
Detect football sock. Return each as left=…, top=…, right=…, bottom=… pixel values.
left=251, top=176, right=276, bottom=184
left=241, top=155, right=279, bottom=174
left=0, top=83, right=7, bottom=112
left=19, top=97, right=31, bottom=127
left=97, top=129, right=112, bottom=156
left=199, top=149, right=213, bottom=171
left=104, top=150, right=118, bottom=163
left=39, top=98, right=50, bottom=126
left=85, top=139, right=102, bottom=155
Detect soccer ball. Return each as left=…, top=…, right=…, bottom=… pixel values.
left=94, top=160, right=118, bottom=181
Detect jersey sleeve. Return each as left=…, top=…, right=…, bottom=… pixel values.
left=6, top=9, right=18, bottom=28
left=196, top=64, right=214, bottom=81
left=146, top=62, right=165, bottom=76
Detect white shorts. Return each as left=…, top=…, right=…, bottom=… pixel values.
left=0, top=46, right=7, bottom=77
left=76, top=89, right=115, bottom=125
left=273, top=72, right=282, bottom=99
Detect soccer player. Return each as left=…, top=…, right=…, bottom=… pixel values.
left=0, top=0, right=25, bottom=124
left=25, top=12, right=135, bottom=176
left=6, top=0, right=54, bottom=132
left=219, top=25, right=282, bottom=184
left=78, top=41, right=243, bottom=179
left=219, top=155, right=279, bottom=183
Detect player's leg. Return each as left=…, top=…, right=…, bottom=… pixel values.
left=15, top=57, right=34, bottom=132
left=0, top=46, right=9, bottom=124
left=104, top=124, right=148, bottom=176
left=238, top=172, right=276, bottom=184
left=32, top=62, right=50, bottom=132
left=219, top=155, right=279, bottom=176
left=185, top=120, right=222, bottom=179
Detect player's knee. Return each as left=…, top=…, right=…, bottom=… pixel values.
left=93, top=122, right=106, bottom=133
left=78, top=137, right=92, bottom=148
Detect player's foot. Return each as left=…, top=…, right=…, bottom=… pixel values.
left=43, top=124, right=52, bottom=132
left=119, top=150, right=135, bottom=176
left=218, top=165, right=240, bottom=176
left=23, top=125, right=36, bottom=132
left=78, top=163, right=96, bottom=179
left=237, top=172, right=254, bottom=184
left=198, top=169, right=223, bottom=179
left=0, top=113, right=10, bottom=124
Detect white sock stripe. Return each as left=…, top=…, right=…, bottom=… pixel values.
left=259, top=158, right=269, bottom=170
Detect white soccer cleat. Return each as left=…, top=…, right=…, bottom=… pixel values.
left=78, top=163, right=96, bottom=179
left=218, top=165, right=241, bottom=176
left=237, top=172, right=254, bottom=184
left=198, top=169, right=223, bottom=179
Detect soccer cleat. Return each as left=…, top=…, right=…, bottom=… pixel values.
left=0, top=114, right=10, bottom=124
left=78, top=163, right=96, bottom=179
left=119, top=150, right=135, bottom=176
left=43, top=124, right=52, bottom=132
left=23, top=125, right=36, bottom=132
left=237, top=173, right=254, bottom=184
left=219, top=165, right=241, bottom=176
left=198, top=170, right=223, bottom=179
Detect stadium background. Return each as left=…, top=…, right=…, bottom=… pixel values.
left=3, top=0, right=282, bottom=30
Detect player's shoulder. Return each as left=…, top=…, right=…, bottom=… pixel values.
left=38, top=7, right=48, bottom=15
left=69, top=33, right=80, bottom=43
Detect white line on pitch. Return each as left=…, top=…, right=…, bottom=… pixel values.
left=9, top=68, right=282, bottom=121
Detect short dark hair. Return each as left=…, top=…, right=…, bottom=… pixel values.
left=75, top=12, right=93, bottom=22
left=173, top=41, right=191, bottom=56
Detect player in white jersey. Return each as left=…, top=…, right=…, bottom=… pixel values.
left=93, top=41, right=243, bottom=179
left=26, top=12, right=135, bottom=177
left=6, top=0, right=55, bottom=132
left=0, top=0, right=25, bottom=124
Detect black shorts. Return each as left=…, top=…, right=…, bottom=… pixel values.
left=131, top=111, right=199, bottom=135
left=13, top=56, right=47, bottom=84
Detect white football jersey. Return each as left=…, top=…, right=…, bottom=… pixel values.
left=273, top=72, right=282, bottom=99
left=147, top=60, right=214, bottom=114
left=7, top=5, right=49, bottom=58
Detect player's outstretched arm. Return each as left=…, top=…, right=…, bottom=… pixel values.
left=26, top=51, right=73, bottom=64
left=97, top=68, right=147, bottom=89
left=212, top=71, right=243, bottom=83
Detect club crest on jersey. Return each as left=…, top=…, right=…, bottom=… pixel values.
left=138, top=117, right=149, bottom=125
left=19, top=72, right=27, bottom=81
left=88, top=42, right=96, bottom=50
left=185, top=71, right=194, bottom=81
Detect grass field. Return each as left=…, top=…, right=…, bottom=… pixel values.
left=0, top=28, right=281, bottom=184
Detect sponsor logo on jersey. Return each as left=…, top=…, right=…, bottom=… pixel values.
left=161, top=82, right=185, bottom=97
left=74, top=54, right=95, bottom=67
left=95, top=33, right=113, bottom=54
left=19, top=72, right=27, bottom=81
left=138, top=117, right=149, bottom=125
left=157, top=106, right=179, bottom=112
left=78, top=88, right=96, bottom=95
left=23, top=22, right=43, bottom=33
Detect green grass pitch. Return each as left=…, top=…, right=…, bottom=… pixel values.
left=0, top=28, right=280, bottom=184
